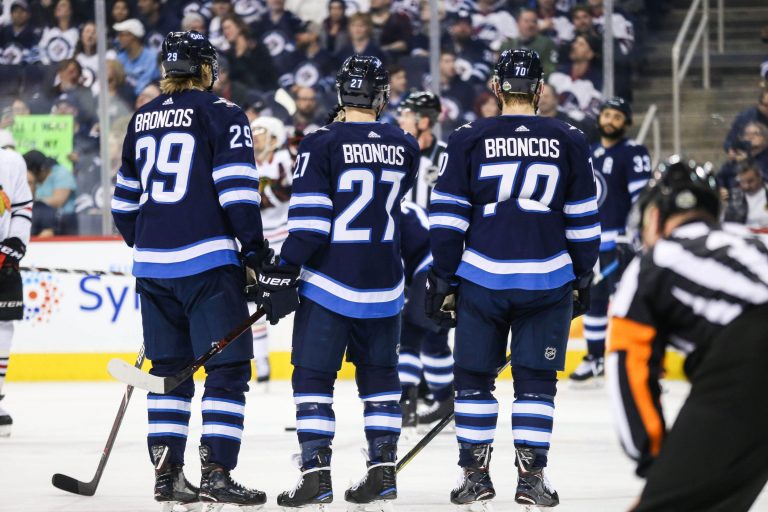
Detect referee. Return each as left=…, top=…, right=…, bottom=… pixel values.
left=607, top=156, right=768, bottom=511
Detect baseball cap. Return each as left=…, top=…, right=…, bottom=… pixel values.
left=10, top=0, right=29, bottom=11
left=113, top=18, right=146, bottom=39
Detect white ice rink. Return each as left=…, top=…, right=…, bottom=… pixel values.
left=2, top=380, right=767, bottom=512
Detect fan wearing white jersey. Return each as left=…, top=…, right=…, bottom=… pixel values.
left=0, top=147, right=32, bottom=437
left=249, top=115, right=293, bottom=383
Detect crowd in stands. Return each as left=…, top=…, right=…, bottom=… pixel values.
left=0, top=0, right=671, bottom=236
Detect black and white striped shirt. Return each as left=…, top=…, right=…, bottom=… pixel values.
left=606, top=220, right=768, bottom=475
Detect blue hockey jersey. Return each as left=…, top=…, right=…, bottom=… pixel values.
left=591, top=138, right=651, bottom=251
left=430, top=115, right=600, bottom=291
left=280, top=121, right=420, bottom=319
left=112, top=90, right=264, bottom=278
left=400, top=201, right=432, bottom=285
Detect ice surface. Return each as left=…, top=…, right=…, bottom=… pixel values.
left=1, top=380, right=766, bottom=511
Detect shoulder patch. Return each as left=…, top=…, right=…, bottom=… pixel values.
left=213, top=97, right=237, bottom=108
left=455, top=122, right=473, bottom=132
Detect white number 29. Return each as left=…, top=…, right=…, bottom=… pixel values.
left=229, top=125, right=253, bottom=149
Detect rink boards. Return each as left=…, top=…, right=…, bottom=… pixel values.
left=7, top=237, right=686, bottom=381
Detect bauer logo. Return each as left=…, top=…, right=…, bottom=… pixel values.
left=544, top=347, right=557, bottom=361
left=22, top=271, right=63, bottom=323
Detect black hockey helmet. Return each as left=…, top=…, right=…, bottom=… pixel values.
left=398, top=90, right=442, bottom=124
left=336, top=54, right=390, bottom=114
left=599, top=96, right=633, bottom=125
left=636, top=155, right=719, bottom=232
left=161, top=31, right=218, bottom=89
left=494, top=49, right=544, bottom=95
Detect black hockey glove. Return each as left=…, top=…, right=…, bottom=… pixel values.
left=256, top=261, right=300, bottom=325
left=571, top=272, right=593, bottom=319
left=0, top=238, right=25, bottom=270
left=243, top=240, right=274, bottom=301
left=425, top=267, right=458, bottom=329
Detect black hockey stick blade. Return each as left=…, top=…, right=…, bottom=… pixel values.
left=396, top=354, right=512, bottom=473
left=51, top=473, right=97, bottom=496
left=52, top=345, right=146, bottom=496
left=108, top=308, right=266, bottom=393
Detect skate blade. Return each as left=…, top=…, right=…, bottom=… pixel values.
left=568, top=377, right=605, bottom=390
left=280, top=505, right=329, bottom=512
left=201, top=504, right=264, bottom=512
left=161, top=502, right=202, bottom=512
left=456, top=501, right=494, bottom=512
left=345, top=501, right=395, bottom=512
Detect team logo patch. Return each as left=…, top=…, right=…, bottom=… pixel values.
left=675, top=190, right=697, bottom=209
left=544, top=347, right=557, bottom=360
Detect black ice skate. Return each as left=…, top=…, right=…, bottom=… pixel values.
left=199, top=445, right=266, bottom=511
left=450, top=444, right=495, bottom=511
left=344, top=444, right=397, bottom=511
left=151, top=445, right=199, bottom=512
left=417, top=394, right=454, bottom=426
left=568, top=355, right=605, bottom=387
left=277, top=448, right=333, bottom=511
left=0, top=397, right=11, bottom=438
left=514, top=447, right=559, bottom=510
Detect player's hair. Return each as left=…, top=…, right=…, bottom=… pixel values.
left=326, top=104, right=346, bottom=123
left=499, top=91, right=537, bottom=109
left=160, top=63, right=213, bottom=94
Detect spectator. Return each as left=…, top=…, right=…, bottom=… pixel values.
left=209, top=0, right=235, bottom=51
left=442, top=10, right=494, bottom=84
left=321, top=0, right=349, bottom=55
left=369, top=0, right=412, bottom=60
left=114, top=18, right=160, bottom=99
left=380, top=65, right=407, bottom=124
left=587, top=0, right=634, bottom=56
left=110, top=0, right=132, bottom=25
left=289, top=21, right=336, bottom=93
left=25, top=163, right=56, bottom=237
left=38, top=0, right=79, bottom=64
left=723, top=160, right=768, bottom=229
left=101, top=59, right=133, bottom=123
left=472, top=0, right=518, bottom=51
left=0, top=0, right=41, bottom=65
left=742, top=120, right=768, bottom=178
left=52, top=92, right=98, bottom=165
left=536, top=82, right=595, bottom=140
left=717, top=138, right=752, bottom=191
left=135, top=82, right=160, bottom=110
left=221, top=13, right=278, bottom=92
left=0, top=97, right=29, bottom=129
left=570, top=4, right=599, bottom=39
left=23, top=149, right=77, bottom=234
left=291, top=86, right=325, bottom=133
left=548, top=34, right=603, bottom=119
left=252, top=0, right=305, bottom=53
left=0, top=129, right=15, bottom=149
left=181, top=12, right=207, bottom=33
left=474, top=90, right=499, bottom=118
left=137, top=0, right=178, bottom=53
left=437, top=49, right=476, bottom=130
left=211, top=56, right=250, bottom=108
left=501, top=8, right=558, bottom=77
left=75, top=21, right=117, bottom=94
left=336, top=13, right=386, bottom=64
left=536, top=0, right=574, bottom=46
left=723, top=89, right=768, bottom=153
left=51, top=58, right=95, bottom=122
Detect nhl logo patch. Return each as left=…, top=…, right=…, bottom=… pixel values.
left=544, top=347, right=556, bottom=360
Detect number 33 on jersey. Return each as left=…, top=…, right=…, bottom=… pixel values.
left=111, top=91, right=264, bottom=278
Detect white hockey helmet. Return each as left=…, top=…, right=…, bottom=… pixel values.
left=250, top=116, right=287, bottom=148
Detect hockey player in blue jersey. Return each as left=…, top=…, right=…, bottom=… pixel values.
left=568, top=97, right=651, bottom=385
left=427, top=49, right=600, bottom=509
left=111, top=31, right=272, bottom=511
left=397, top=200, right=454, bottom=431
left=269, top=55, right=419, bottom=511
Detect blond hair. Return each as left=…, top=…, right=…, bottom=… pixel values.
left=159, top=63, right=213, bottom=95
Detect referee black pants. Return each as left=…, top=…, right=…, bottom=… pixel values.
left=636, top=304, right=768, bottom=512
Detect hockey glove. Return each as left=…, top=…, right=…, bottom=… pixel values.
left=256, top=262, right=300, bottom=325
left=243, top=241, right=274, bottom=301
left=425, top=267, right=458, bottom=329
left=0, top=237, right=26, bottom=270
left=571, top=272, right=593, bottom=319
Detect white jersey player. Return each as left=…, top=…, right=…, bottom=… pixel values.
left=249, top=116, right=293, bottom=383
left=0, top=147, right=32, bottom=437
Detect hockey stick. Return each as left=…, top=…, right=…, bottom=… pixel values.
left=108, top=308, right=266, bottom=394
left=591, top=259, right=620, bottom=286
left=396, top=354, right=513, bottom=473
left=21, top=266, right=129, bottom=277
left=51, top=344, right=146, bottom=496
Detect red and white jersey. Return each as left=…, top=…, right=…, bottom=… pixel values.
left=0, top=148, right=32, bottom=245
left=258, top=149, right=293, bottom=253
